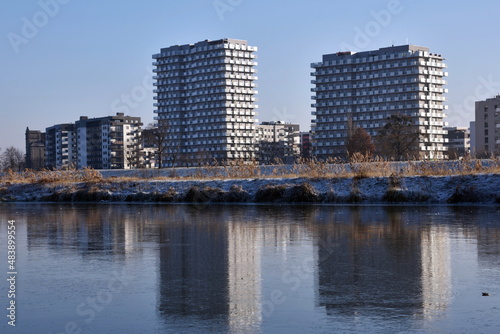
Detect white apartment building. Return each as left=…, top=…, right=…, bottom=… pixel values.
left=311, top=45, right=448, bottom=160
left=76, top=113, right=142, bottom=169
left=256, top=121, right=300, bottom=164
left=152, top=38, right=258, bottom=167
left=45, top=124, right=76, bottom=169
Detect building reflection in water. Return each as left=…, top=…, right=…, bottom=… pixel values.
left=25, top=204, right=148, bottom=256
left=14, top=203, right=500, bottom=330
left=420, top=225, right=451, bottom=318
left=157, top=206, right=264, bottom=333
left=313, top=206, right=452, bottom=321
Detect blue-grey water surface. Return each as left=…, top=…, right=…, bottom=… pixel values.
left=1, top=203, right=500, bottom=334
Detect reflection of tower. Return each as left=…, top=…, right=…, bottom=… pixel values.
left=421, top=226, right=451, bottom=317
left=157, top=207, right=264, bottom=331
left=315, top=207, right=423, bottom=318
left=227, top=222, right=262, bottom=333
left=158, top=221, right=229, bottom=318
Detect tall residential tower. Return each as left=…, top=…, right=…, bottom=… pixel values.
left=311, top=45, right=448, bottom=160
left=153, top=38, right=258, bottom=167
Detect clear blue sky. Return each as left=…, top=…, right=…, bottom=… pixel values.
left=1, top=0, right=499, bottom=151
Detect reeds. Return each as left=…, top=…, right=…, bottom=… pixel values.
left=1, top=156, right=499, bottom=185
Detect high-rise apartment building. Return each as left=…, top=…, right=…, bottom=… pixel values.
left=474, top=96, right=500, bottom=156
left=152, top=38, right=258, bottom=167
left=45, top=124, right=76, bottom=169
left=76, top=113, right=142, bottom=169
left=311, top=45, right=448, bottom=160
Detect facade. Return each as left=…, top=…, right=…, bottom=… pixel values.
left=443, top=127, right=470, bottom=159
left=25, top=127, right=45, bottom=170
left=153, top=38, right=258, bottom=167
left=469, top=121, right=476, bottom=155
left=311, top=45, right=448, bottom=160
left=45, top=124, right=76, bottom=169
left=474, top=96, right=500, bottom=156
left=76, top=113, right=142, bottom=169
left=256, top=121, right=300, bottom=164
left=300, top=132, right=312, bottom=159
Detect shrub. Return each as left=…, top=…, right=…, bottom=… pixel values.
left=447, top=185, right=480, bottom=203
left=184, top=186, right=224, bottom=203
left=284, top=183, right=319, bottom=203
left=255, top=184, right=287, bottom=203
left=347, top=179, right=363, bottom=203
left=222, top=185, right=250, bottom=202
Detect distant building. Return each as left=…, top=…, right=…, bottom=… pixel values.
left=474, top=96, right=500, bottom=156
left=256, top=121, right=300, bottom=164
left=153, top=38, right=258, bottom=166
left=76, top=113, right=142, bottom=169
left=45, top=124, right=76, bottom=169
left=311, top=45, right=448, bottom=160
left=141, top=127, right=158, bottom=169
left=25, top=127, right=45, bottom=170
left=300, top=132, right=312, bottom=160
left=444, top=127, right=470, bottom=159
left=469, top=121, right=476, bottom=155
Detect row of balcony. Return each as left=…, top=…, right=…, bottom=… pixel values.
left=313, top=68, right=446, bottom=78
left=153, top=66, right=257, bottom=76
left=154, top=73, right=258, bottom=83
left=155, top=102, right=258, bottom=110
left=154, top=87, right=257, bottom=95
left=312, top=76, right=447, bottom=86
left=311, top=50, right=443, bottom=68
left=153, top=57, right=257, bottom=68
left=155, top=94, right=257, bottom=102
left=314, top=93, right=446, bottom=102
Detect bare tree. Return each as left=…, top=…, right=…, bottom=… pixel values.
left=376, top=114, right=420, bottom=161
left=1, top=147, right=25, bottom=172
left=346, top=127, right=375, bottom=160
left=142, top=121, right=180, bottom=168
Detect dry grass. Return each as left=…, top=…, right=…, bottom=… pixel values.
left=1, top=156, right=499, bottom=185
left=0, top=168, right=104, bottom=184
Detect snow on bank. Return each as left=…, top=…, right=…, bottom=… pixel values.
left=1, top=174, right=499, bottom=204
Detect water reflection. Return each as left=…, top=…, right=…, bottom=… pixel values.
left=0, top=204, right=499, bottom=333
left=314, top=207, right=424, bottom=320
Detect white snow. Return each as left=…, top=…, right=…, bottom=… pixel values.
left=1, top=173, right=499, bottom=204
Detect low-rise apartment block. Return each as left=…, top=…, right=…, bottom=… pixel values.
left=76, top=113, right=142, bottom=169
left=45, top=124, right=76, bottom=169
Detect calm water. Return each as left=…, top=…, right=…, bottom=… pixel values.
left=1, top=203, right=500, bottom=334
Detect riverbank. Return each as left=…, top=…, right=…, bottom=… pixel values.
left=1, top=173, right=499, bottom=204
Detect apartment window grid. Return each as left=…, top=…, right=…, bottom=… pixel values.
left=153, top=39, right=258, bottom=166
left=311, top=45, right=448, bottom=160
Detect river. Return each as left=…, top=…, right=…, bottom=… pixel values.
left=0, top=203, right=499, bottom=333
